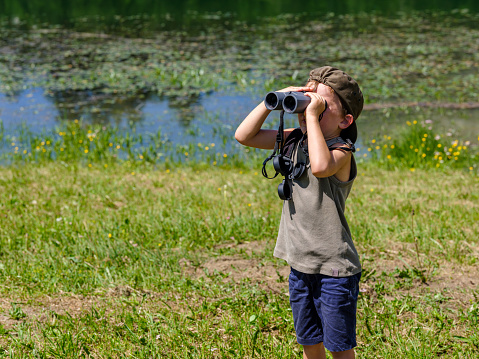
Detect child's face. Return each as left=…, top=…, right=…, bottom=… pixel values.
left=297, top=83, right=348, bottom=138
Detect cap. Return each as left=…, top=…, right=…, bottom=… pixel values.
left=308, top=66, right=364, bottom=143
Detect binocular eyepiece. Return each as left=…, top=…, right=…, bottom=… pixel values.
left=264, top=91, right=311, bottom=113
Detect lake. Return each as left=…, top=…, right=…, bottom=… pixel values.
left=1, top=0, right=478, bottom=158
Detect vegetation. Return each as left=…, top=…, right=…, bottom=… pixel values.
left=0, top=120, right=478, bottom=357
left=1, top=11, right=478, bottom=104
left=0, top=8, right=478, bottom=359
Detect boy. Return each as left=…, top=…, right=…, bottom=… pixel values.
left=235, top=66, right=363, bottom=359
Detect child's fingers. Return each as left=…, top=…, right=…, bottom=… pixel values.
left=277, top=86, right=315, bottom=93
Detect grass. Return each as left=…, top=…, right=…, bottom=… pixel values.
left=1, top=8, right=479, bottom=358
left=0, top=127, right=478, bottom=357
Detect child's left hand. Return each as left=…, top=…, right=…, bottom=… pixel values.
left=304, top=92, right=327, bottom=118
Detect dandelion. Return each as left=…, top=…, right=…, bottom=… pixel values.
left=437, top=144, right=442, bottom=148
left=218, top=188, right=221, bottom=191
left=406, top=121, right=412, bottom=126
left=88, top=163, right=92, bottom=168
left=166, top=169, right=170, bottom=173
left=84, top=149, right=88, bottom=153
left=23, top=150, right=27, bottom=154
left=109, top=143, right=113, bottom=147
left=104, top=164, right=108, bottom=168
left=390, top=145, right=395, bottom=149
left=422, top=154, right=426, bottom=158
left=223, top=153, right=228, bottom=158
left=370, top=188, right=374, bottom=192
left=139, top=155, right=144, bottom=160
left=387, top=155, right=391, bottom=159
left=131, top=172, right=135, bottom=175
left=470, top=167, right=474, bottom=171
left=368, top=148, right=372, bottom=152
left=410, top=168, right=415, bottom=172
left=248, top=203, right=252, bottom=207
left=375, top=146, right=380, bottom=150
left=205, top=146, right=209, bottom=151
left=60, top=148, right=64, bottom=151
left=41, top=141, right=45, bottom=146
left=116, top=145, right=120, bottom=149
left=371, top=139, right=376, bottom=143
left=79, top=140, right=83, bottom=144
left=108, top=233, right=112, bottom=238
left=213, top=161, right=217, bottom=165
left=413, top=120, right=417, bottom=124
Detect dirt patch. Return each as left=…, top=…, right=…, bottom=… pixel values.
left=0, top=295, right=99, bottom=330
left=188, top=241, right=479, bottom=309
left=188, top=240, right=290, bottom=295
left=1, top=241, right=477, bottom=330
left=198, top=256, right=290, bottom=295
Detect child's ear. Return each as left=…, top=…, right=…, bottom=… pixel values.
left=339, top=114, right=354, bottom=129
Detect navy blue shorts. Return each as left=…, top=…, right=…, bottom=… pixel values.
left=289, top=268, right=361, bottom=352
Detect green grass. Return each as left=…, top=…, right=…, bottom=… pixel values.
left=0, top=152, right=478, bottom=357
left=0, top=120, right=478, bottom=357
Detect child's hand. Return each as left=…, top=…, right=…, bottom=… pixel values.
left=276, top=86, right=315, bottom=93
left=304, top=92, right=327, bottom=118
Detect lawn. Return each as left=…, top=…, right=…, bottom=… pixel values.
left=0, top=158, right=477, bottom=358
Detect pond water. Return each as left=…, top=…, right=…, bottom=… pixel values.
left=1, top=1, right=479, bottom=157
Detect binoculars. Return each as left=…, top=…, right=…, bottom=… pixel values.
left=261, top=91, right=314, bottom=201
left=264, top=91, right=311, bottom=113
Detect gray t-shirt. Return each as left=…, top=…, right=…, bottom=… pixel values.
left=274, top=140, right=361, bottom=277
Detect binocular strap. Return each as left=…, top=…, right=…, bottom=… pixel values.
left=326, top=137, right=356, bottom=153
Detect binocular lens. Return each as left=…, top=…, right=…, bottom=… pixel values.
left=278, top=180, right=292, bottom=201
left=264, top=92, right=286, bottom=111
left=283, top=93, right=311, bottom=113
left=273, top=155, right=293, bottom=177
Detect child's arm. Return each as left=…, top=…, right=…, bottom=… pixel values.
left=235, top=86, right=314, bottom=150
left=304, top=92, right=354, bottom=178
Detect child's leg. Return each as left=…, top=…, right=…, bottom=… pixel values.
left=303, top=343, right=326, bottom=359
left=330, top=348, right=355, bottom=359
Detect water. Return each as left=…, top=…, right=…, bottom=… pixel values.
left=1, top=1, right=479, bottom=157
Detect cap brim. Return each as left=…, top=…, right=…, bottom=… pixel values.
left=340, top=121, right=357, bottom=143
